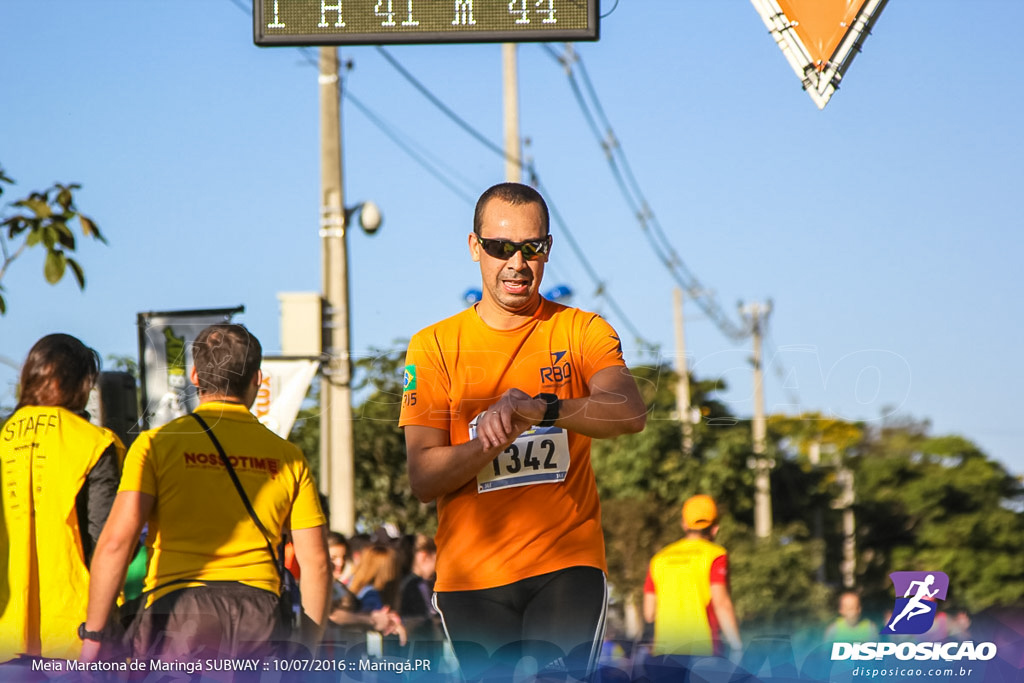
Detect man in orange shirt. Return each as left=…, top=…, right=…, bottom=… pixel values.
left=400, top=182, right=647, bottom=679
left=644, top=495, right=742, bottom=657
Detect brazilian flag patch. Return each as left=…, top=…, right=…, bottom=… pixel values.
left=403, top=365, right=417, bottom=392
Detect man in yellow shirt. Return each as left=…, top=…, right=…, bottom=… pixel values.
left=400, top=182, right=647, bottom=679
left=644, top=495, right=742, bottom=657
left=82, top=324, right=330, bottom=662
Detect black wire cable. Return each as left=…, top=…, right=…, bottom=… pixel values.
left=375, top=47, right=516, bottom=166
left=533, top=177, right=648, bottom=345
left=344, top=92, right=478, bottom=205
left=375, top=46, right=652, bottom=347
left=542, top=43, right=749, bottom=342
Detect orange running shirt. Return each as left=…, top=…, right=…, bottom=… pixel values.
left=399, top=299, right=626, bottom=592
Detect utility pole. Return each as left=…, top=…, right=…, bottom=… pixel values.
left=319, top=46, right=355, bottom=536
left=741, top=301, right=772, bottom=539
left=503, top=43, right=521, bottom=182
left=673, top=288, right=693, bottom=454
left=836, top=465, right=857, bottom=587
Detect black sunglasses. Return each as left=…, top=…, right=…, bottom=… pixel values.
left=476, top=235, right=551, bottom=261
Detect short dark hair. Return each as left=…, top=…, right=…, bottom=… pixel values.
left=473, top=182, right=550, bottom=236
left=16, top=333, right=100, bottom=411
left=191, top=324, right=262, bottom=399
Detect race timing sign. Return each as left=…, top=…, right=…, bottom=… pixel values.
left=254, top=0, right=599, bottom=46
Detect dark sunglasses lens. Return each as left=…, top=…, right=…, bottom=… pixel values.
left=480, top=240, right=508, bottom=258
left=479, top=238, right=547, bottom=260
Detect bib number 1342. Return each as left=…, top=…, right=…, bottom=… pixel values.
left=476, top=426, right=570, bottom=493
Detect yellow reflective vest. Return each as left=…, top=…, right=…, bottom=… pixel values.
left=0, top=406, right=124, bottom=661
left=648, top=537, right=727, bottom=656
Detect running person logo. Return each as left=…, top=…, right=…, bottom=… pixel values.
left=885, top=571, right=949, bottom=635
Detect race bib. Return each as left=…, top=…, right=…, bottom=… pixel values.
left=471, top=419, right=571, bottom=493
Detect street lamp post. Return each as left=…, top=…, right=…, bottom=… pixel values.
left=318, top=46, right=380, bottom=536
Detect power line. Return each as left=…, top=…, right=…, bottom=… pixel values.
left=344, top=91, right=479, bottom=205
left=374, top=46, right=653, bottom=347
left=533, top=176, right=649, bottom=345
left=543, top=42, right=805, bottom=407
left=542, top=43, right=750, bottom=342
left=375, top=47, right=514, bottom=165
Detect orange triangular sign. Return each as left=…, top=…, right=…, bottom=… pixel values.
left=750, top=0, right=889, bottom=109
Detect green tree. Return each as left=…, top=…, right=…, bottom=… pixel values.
left=105, top=353, right=139, bottom=378
left=853, top=418, right=1024, bottom=615
left=351, top=346, right=435, bottom=534
left=594, top=365, right=832, bottom=633
left=288, top=344, right=436, bottom=535
left=0, top=166, right=106, bottom=314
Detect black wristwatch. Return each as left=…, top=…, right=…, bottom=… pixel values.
left=535, top=393, right=561, bottom=427
left=78, top=622, right=105, bottom=642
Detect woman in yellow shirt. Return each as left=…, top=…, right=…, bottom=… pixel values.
left=0, top=334, right=124, bottom=664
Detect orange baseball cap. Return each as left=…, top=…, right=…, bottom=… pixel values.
left=683, top=494, right=718, bottom=530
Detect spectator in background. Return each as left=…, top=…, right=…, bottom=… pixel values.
left=326, top=543, right=406, bottom=651
left=339, top=533, right=371, bottom=586
left=398, top=535, right=440, bottom=641
left=0, top=334, right=126, bottom=665
left=824, top=591, right=876, bottom=643
left=348, top=544, right=402, bottom=613
left=327, top=532, right=351, bottom=585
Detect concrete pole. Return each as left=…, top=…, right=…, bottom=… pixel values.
left=503, top=43, right=521, bottom=183
left=673, top=288, right=692, bottom=454
left=839, top=466, right=856, bottom=587
left=742, top=302, right=772, bottom=539
left=319, top=47, right=355, bottom=535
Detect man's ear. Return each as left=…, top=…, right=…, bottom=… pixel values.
left=189, top=365, right=200, bottom=388
left=468, top=233, right=481, bottom=263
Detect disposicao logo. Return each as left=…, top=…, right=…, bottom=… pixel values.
left=885, top=571, right=949, bottom=635
left=830, top=570, right=998, bottom=663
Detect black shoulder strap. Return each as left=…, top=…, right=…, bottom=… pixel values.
left=189, top=412, right=284, bottom=588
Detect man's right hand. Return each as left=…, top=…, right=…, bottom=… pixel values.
left=475, top=388, right=539, bottom=451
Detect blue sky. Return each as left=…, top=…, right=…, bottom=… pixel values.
left=2, top=1, right=1022, bottom=476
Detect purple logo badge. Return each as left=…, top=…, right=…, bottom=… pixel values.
left=885, top=571, right=949, bottom=635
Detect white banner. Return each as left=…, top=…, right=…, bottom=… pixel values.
left=252, top=358, right=320, bottom=438
left=138, top=308, right=242, bottom=429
